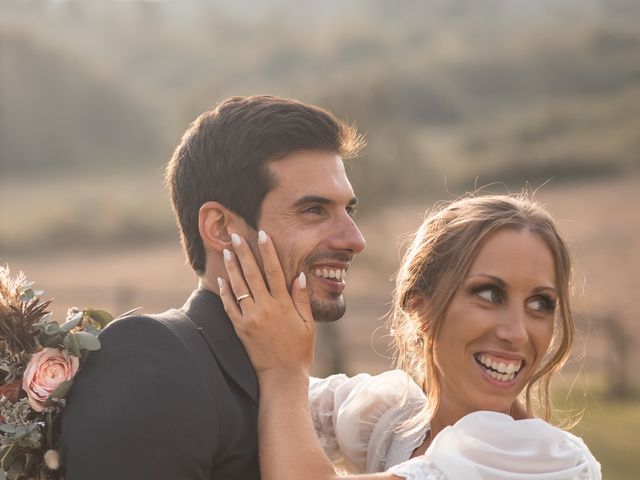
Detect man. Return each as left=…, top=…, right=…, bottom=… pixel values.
left=60, top=95, right=366, bottom=479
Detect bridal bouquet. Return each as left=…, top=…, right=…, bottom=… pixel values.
left=0, top=266, right=116, bottom=480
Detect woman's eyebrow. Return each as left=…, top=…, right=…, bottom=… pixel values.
left=469, top=274, right=557, bottom=293
left=533, top=286, right=558, bottom=295
left=467, top=274, right=506, bottom=288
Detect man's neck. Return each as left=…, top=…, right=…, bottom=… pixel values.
left=198, top=277, right=220, bottom=295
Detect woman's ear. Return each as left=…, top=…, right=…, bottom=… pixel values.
left=408, top=295, right=430, bottom=318
left=408, top=294, right=431, bottom=336
left=410, top=296, right=426, bottom=311
left=199, top=201, right=233, bottom=253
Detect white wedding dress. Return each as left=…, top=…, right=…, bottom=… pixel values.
left=309, top=370, right=601, bottom=479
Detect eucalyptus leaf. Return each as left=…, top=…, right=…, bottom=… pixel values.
left=60, top=313, right=83, bottom=332
left=86, top=309, right=114, bottom=329
left=73, top=331, right=101, bottom=351
left=82, top=323, right=100, bottom=336
left=18, top=289, right=34, bottom=303
left=41, top=334, right=65, bottom=348
left=44, top=322, right=61, bottom=335
left=63, top=334, right=81, bottom=357
left=0, top=425, right=16, bottom=435
left=44, top=379, right=73, bottom=404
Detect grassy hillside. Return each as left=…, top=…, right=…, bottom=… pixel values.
left=1, top=0, right=639, bottom=193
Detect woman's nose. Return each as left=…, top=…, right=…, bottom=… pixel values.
left=495, top=306, right=529, bottom=347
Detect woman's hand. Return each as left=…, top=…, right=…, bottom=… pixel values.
left=219, top=230, right=315, bottom=378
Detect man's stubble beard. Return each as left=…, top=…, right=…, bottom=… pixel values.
left=309, top=283, right=346, bottom=323
left=246, top=232, right=348, bottom=323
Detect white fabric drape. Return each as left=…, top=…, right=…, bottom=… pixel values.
left=388, top=411, right=601, bottom=480
left=309, top=371, right=600, bottom=479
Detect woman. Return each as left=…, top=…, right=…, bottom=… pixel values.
left=218, top=194, right=601, bottom=479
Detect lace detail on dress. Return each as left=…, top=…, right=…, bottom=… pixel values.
left=387, top=457, right=446, bottom=480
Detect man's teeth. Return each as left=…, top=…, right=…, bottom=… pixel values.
left=476, top=353, right=522, bottom=383
left=313, top=268, right=346, bottom=280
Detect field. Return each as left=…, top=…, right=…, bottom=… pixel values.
left=3, top=173, right=640, bottom=477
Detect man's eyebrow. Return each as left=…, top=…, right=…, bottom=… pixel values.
left=292, top=195, right=359, bottom=208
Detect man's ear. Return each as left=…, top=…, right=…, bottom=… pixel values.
left=198, top=201, right=233, bottom=253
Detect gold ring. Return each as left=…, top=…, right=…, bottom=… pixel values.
left=236, top=293, right=252, bottom=303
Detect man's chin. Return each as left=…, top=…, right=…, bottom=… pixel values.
left=310, top=298, right=346, bottom=323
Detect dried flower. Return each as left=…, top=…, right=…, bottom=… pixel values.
left=44, top=449, right=61, bottom=470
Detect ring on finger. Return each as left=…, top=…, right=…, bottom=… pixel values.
left=236, top=293, right=252, bottom=303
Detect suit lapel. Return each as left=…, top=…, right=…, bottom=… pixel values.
left=181, top=289, right=259, bottom=404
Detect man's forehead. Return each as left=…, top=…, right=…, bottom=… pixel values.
left=268, top=150, right=345, bottom=177
left=266, top=151, right=354, bottom=202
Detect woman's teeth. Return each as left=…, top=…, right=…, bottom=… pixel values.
left=475, top=353, right=522, bottom=383
left=313, top=268, right=346, bottom=281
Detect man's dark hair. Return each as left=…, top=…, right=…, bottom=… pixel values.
left=165, top=95, right=364, bottom=275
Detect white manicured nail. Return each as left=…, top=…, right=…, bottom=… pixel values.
left=298, top=272, right=306, bottom=289
left=217, top=277, right=224, bottom=292
left=223, top=249, right=232, bottom=262
left=231, top=233, right=241, bottom=246
left=258, top=230, right=268, bottom=245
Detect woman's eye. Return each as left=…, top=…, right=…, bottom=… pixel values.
left=476, top=287, right=500, bottom=303
left=526, top=297, right=556, bottom=313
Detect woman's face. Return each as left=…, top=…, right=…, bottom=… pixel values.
left=432, top=228, right=557, bottom=416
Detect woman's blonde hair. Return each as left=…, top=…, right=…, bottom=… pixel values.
left=390, top=193, right=574, bottom=424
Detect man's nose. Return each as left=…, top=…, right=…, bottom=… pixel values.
left=495, top=305, right=529, bottom=347
left=332, top=213, right=366, bottom=253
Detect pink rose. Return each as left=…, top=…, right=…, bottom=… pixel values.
left=22, top=347, right=79, bottom=412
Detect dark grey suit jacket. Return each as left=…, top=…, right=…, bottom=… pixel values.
left=61, top=289, right=260, bottom=480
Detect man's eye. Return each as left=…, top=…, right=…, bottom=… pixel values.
left=346, top=206, right=358, bottom=217
left=304, top=206, right=322, bottom=215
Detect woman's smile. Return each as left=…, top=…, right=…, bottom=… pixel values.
left=473, top=352, right=524, bottom=384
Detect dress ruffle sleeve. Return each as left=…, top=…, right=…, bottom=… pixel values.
left=309, top=370, right=427, bottom=473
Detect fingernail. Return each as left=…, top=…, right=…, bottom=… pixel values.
left=223, top=249, right=232, bottom=262
left=258, top=230, right=268, bottom=245
left=298, top=271, right=306, bottom=289
left=231, top=233, right=241, bottom=246
left=217, top=277, right=224, bottom=292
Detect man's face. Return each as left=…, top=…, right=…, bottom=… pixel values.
left=254, top=150, right=365, bottom=322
